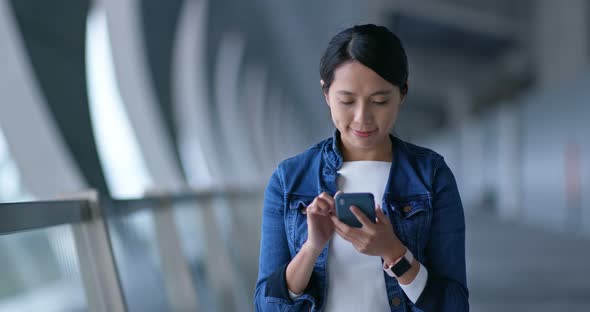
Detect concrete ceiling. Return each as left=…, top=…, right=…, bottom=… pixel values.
left=367, top=0, right=535, bottom=139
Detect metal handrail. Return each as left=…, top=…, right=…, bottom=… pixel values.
left=0, top=186, right=265, bottom=311
left=110, top=185, right=264, bottom=214
left=0, top=199, right=91, bottom=235
left=0, top=185, right=264, bottom=234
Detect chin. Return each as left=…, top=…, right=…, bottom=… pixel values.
left=347, top=135, right=377, bottom=147
left=354, top=140, right=379, bottom=150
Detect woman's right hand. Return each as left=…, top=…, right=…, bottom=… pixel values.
left=285, top=192, right=339, bottom=295
left=304, top=192, right=337, bottom=252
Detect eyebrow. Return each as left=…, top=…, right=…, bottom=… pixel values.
left=336, top=89, right=393, bottom=96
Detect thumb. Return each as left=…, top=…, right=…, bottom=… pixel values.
left=375, top=205, right=390, bottom=224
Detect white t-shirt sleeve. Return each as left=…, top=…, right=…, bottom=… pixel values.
left=288, top=289, right=303, bottom=300
left=399, top=262, right=428, bottom=303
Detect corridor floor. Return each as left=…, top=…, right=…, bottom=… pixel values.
left=467, top=211, right=590, bottom=311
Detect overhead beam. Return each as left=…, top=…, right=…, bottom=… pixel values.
left=380, top=0, right=524, bottom=40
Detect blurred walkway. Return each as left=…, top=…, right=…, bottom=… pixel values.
left=467, top=211, right=590, bottom=311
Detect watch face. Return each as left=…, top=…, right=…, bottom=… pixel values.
left=392, top=258, right=412, bottom=277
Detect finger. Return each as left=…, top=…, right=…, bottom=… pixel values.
left=334, top=227, right=359, bottom=245
left=330, top=215, right=355, bottom=233
left=349, top=205, right=373, bottom=228
left=330, top=215, right=345, bottom=230
left=313, top=197, right=328, bottom=209
left=307, top=204, right=326, bottom=217
left=308, top=197, right=330, bottom=216
left=375, top=205, right=390, bottom=224
left=318, top=192, right=335, bottom=213
left=335, top=228, right=368, bottom=254
left=331, top=191, right=343, bottom=214
left=308, top=208, right=330, bottom=217
left=330, top=215, right=365, bottom=244
left=318, top=192, right=335, bottom=205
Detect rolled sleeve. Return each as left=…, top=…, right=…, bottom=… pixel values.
left=400, top=262, right=428, bottom=303
left=415, top=158, right=469, bottom=311
left=254, top=166, right=320, bottom=311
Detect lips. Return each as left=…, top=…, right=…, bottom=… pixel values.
left=351, top=128, right=376, bottom=138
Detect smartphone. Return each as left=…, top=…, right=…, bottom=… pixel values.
left=334, top=192, right=376, bottom=228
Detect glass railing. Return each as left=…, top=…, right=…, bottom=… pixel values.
left=0, top=187, right=264, bottom=312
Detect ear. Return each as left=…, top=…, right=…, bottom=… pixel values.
left=400, top=80, right=409, bottom=104
left=320, top=80, right=330, bottom=106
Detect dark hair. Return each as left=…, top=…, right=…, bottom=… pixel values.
left=320, top=24, right=408, bottom=95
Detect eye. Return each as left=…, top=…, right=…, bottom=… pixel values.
left=338, top=99, right=354, bottom=105
left=373, top=100, right=388, bottom=105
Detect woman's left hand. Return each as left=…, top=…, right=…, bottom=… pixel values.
left=331, top=205, right=406, bottom=262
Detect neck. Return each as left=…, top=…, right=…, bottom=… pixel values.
left=339, top=136, right=393, bottom=162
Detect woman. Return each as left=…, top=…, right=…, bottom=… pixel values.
left=254, top=24, right=469, bottom=312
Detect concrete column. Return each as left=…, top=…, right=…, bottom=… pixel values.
left=0, top=0, right=85, bottom=198
left=172, top=0, right=216, bottom=187
left=99, top=0, right=185, bottom=192
left=447, top=86, right=486, bottom=212
left=495, top=103, right=522, bottom=221
left=447, top=87, right=469, bottom=206
left=214, top=31, right=261, bottom=183
left=240, top=63, right=270, bottom=175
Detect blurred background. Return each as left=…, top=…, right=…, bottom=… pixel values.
left=0, top=0, right=589, bottom=311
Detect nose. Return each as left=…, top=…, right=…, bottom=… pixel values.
left=353, top=101, right=373, bottom=125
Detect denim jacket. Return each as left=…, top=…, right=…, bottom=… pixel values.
left=254, top=131, right=469, bottom=311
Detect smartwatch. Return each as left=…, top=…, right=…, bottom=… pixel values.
left=383, top=248, right=414, bottom=278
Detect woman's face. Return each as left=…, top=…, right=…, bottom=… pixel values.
left=323, top=60, right=405, bottom=157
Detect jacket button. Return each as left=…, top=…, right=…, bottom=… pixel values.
left=403, top=205, right=412, bottom=213
left=391, top=296, right=401, bottom=306
left=300, top=207, right=307, bottom=215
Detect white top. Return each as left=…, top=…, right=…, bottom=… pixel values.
left=323, top=161, right=428, bottom=310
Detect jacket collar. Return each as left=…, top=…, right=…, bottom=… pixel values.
left=324, top=129, right=400, bottom=171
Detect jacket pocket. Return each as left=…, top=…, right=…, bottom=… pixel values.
left=386, top=195, right=432, bottom=254
left=286, top=194, right=315, bottom=254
